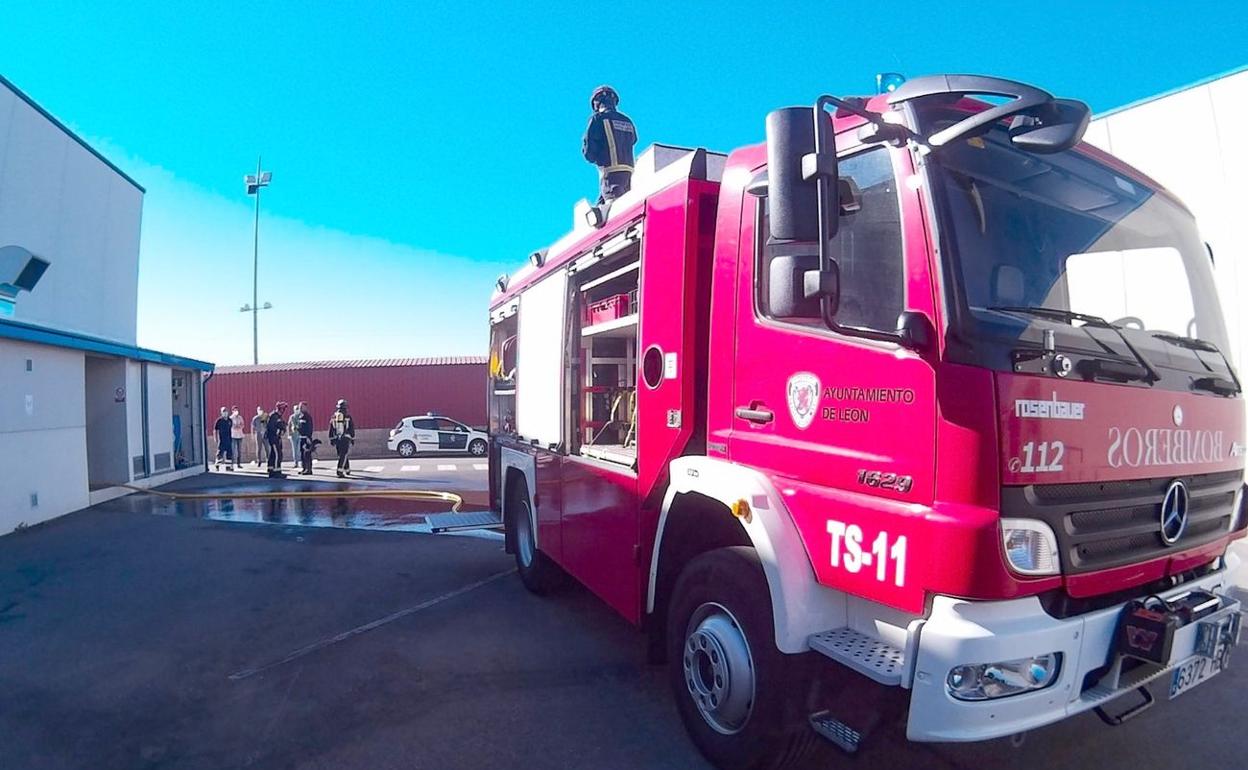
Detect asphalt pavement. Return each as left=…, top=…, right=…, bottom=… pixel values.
left=1, top=470, right=1247, bottom=770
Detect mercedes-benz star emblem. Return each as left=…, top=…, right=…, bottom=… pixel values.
left=1173, top=404, right=1184, bottom=426
left=1159, top=480, right=1189, bottom=546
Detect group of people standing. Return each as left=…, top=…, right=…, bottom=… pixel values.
left=213, top=399, right=356, bottom=478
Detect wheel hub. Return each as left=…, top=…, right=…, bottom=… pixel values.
left=515, top=500, right=534, bottom=568
left=683, top=603, right=755, bottom=735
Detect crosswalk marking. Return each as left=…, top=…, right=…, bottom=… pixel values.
left=473, top=463, right=489, bottom=471
left=437, top=464, right=456, bottom=471
left=364, top=466, right=384, bottom=473
left=401, top=465, right=421, bottom=472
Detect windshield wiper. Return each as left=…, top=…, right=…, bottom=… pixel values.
left=1152, top=331, right=1219, bottom=354
left=987, top=305, right=1160, bottom=383
left=1152, top=332, right=1242, bottom=394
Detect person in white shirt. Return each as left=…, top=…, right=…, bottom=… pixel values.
left=229, top=406, right=245, bottom=470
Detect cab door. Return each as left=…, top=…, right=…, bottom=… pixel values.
left=729, top=142, right=938, bottom=520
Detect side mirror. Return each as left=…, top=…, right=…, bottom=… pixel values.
left=765, top=107, right=837, bottom=242
left=1007, top=99, right=1090, bottom=154
left=896, top=311, right=934, bottom=351
left=767, top=251, right=838, bottom=319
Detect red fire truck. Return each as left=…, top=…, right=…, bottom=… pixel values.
left=485, top=75, right=1246, bottom=768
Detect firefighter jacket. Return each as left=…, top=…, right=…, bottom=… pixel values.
left=582, top=108, right=637, bottom=173
left=265, top=412, right=286, bottom=442
left=328, top=411, right=356, bottom=444
left=295, top=411, right=314, bottom=438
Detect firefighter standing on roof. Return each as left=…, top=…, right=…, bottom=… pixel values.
left=582, top=86, right=637, bottom=205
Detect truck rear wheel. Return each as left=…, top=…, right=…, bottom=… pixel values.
left=508, top=480, right=562, bottom=594
left=667, top=547, right=823, bottom=770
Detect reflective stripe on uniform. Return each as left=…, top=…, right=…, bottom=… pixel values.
left=600, top=164, right=633, bottom=174
left=603, top=118, right=620, bottom=167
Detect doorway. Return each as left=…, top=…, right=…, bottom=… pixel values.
left=171, top=369, right=201, bottom=468
left=84, top=355, right=130, bottom=490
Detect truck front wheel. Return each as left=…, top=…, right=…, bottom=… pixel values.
left=667, top=547, right=823, bottom=770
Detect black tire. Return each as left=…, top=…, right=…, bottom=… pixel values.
left=508, top=479, right=562, bottom=594
left=667, top=547, right=824, bottom=770
left=468, top=439, right=488, bottom=457
left=397, top=440, right=416, bottom=457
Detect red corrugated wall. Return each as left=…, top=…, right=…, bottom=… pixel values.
left=205, top=363, right=487, bottom=430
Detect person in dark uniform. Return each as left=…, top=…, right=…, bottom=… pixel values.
left=582, top=85, right=637, bottom=206
left=295, top=402, right=315, bottom=475
left=213, top=407, right=233, bottom=470
left=327, top=399, right=356, bottom=478
left=265, top=402, right=288, bottom=477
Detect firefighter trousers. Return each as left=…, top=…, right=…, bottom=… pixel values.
left=598, top=169, right=632, bottom=204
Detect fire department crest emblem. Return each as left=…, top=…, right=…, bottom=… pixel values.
left=786, top=372, right=821, bottom=430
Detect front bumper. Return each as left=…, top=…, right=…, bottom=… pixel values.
left=906, top=554, right=1240, bottom=742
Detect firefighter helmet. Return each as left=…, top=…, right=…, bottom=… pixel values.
left=590, top=85, right=619, bottom=110
left=336, top=399, right=348, bottom=409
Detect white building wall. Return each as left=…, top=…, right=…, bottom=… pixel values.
left=0, top=81, right=142, bottom=344
left=0, top=340, right=89, bottom=532
left=0, top=78, right=210, bottom=533
left=1087, top=69, right=1248, bottom=375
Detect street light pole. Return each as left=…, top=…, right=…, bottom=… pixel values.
left=243, top=158, right=272, bottom=364
left=252, top=158, right=261, bottom=364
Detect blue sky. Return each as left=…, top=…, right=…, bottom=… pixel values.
left=2, top=2, right=1245, bottom=364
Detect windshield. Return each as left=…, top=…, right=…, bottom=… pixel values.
left=923, top=110, right=1234, bottom=386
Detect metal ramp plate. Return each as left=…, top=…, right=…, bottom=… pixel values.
left=424, top=511, right=502, bottom=533
left=808, top=628, right=904, bottom=686
left=809, top=711, right=862, bottom=753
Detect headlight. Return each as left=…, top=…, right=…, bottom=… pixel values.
left=1001, top=518, right=1060, bottom=575
left=947, top=653, right=1062, bottom=701
left=1232, top=485, right=1245, bottom=531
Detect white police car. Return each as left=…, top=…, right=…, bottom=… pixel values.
left=388, top=414, right=489, bottom=457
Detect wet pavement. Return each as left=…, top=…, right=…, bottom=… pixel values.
left=110, top=468, right=493, bottom=534
left=2, top=478, right=1247, bottom=770
left=107, top=493, right=460, bottom=534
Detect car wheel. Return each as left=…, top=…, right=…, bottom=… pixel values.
left=397, top=440, right=416, bottom=457
left=468, top=439, right=488, bottom=456
left=668, top=547, right=824, bottom=770
left=508, top=479, right=562, bottom=594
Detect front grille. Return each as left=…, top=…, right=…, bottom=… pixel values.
left=1003, top=471, right=1242, bottom=574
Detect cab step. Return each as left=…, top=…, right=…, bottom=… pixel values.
left=808, top=627, right=905, bottom=686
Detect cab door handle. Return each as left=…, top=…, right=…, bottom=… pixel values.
left=735, top=405, right=774, bottom=424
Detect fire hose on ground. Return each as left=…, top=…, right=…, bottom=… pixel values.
left=120, top=485, right=464, bottom=511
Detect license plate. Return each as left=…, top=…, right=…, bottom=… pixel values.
left=1169, top=655, right=1224, bottom=699
left=1168, top=612, right=1238, bottom=700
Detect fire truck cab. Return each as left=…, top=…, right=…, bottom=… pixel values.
left=486, top=75, right=1246, bottom=769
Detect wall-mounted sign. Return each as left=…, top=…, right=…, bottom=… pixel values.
left=115, top=387, right=126, bottom=403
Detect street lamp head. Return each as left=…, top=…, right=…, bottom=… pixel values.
left=240, top=304, right=252, bottom=312
left=262, top=302, right=273, bottom=309
left=244, top=170, right=272, bottom=195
